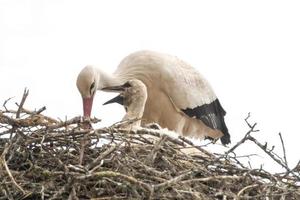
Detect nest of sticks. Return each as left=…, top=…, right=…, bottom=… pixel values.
left=1, top=89, right=300, bottom=200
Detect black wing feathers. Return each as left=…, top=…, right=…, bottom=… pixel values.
left=182, top=99, right=230, bottom=145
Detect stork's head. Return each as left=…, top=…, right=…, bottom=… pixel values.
left=122, top=79, right=148, bottom=110
left=76, top=66, right=99, bottom=117
left=102, top=79, right=147, bottom=118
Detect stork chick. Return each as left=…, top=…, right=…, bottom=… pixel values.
left=103, top=79, right=147, bottom=128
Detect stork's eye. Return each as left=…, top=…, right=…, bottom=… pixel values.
left=90, top=81, right=95, bottom=95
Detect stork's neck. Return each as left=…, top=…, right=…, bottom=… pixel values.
left=95, top=68, right=124, bottom=89
left=123, top=98, right=146, bottom=124
left=125, top=106, right=144, bottom=120
left=123, top=113, right=142, bottom=127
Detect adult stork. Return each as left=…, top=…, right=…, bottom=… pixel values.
left=76, top=50, right=230, bottom=145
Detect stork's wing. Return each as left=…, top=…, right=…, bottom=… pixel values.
left=158, top=54, right=230, bottom=144
left=181, top=99, right=230, bottom=145
left=166, top=61, right=231, bottom=145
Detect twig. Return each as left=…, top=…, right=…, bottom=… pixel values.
left=35, top=106, right=47, bottom=115
left=225, top=113, right=258, bottom=156
left=278, top=132, right=288, bottom=167
left=41, top=185, right=45, bottom=200
left=182, top=175, right=245, bottom=184
left=88, top=142, right=123, bottom=171
left=79, top=135, right=89, bottom=165
left=154, top=171, right=194, bottom=190
left=247, top=135, right=300, bottom=180
left=147, top=135, right=168, bottom=164
left=16, top=88, right=29, bottom=119
left=0, top=144, right=26, bottom=195
left=178, top=136, right=215, bottom=158
left=237, top=184, right=259, bottom=197
left=2, top=97, right=13, bottom=111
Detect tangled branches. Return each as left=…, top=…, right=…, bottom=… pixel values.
left=0, top=90, right=299, bottom=199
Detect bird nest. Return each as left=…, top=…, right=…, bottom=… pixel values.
left=0, top=90, right=299, bottom=200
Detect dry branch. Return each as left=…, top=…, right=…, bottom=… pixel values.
left=15, top=88, right=29, bottom=119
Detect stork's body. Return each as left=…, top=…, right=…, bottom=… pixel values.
left=77, top=50, right=230, bottom=144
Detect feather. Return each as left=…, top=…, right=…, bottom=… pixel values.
left=182, top=99, right=230, bottom=145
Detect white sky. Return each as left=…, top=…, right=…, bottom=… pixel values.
left=0, top=0, right=299, bottom=172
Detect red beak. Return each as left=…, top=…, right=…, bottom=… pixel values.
left=83, top=97, right=94, bottom=117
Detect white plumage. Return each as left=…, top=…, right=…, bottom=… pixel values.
left=76, top=50, right=230, bottom=144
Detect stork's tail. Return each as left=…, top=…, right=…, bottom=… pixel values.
left=219, top=117, right=231, bottom=145
left=215, top=100, right=231, bottom=145
left=182, top=98, right=231, bottom=145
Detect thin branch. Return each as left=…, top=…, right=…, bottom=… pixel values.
left=88, top=142, right=123, bottom=171
left=237, top=184, right=259, bottom=197
left=182, top=175, right=245, bottom=184
left=225, top=113, right=259, bottom=156
left=0, top=144, right=26, bottom=195
left=278, top=132, right=288, bottom=167
left=2, top=97, right=14, bottom=111
left=154, top=171, right=194, bottom=190
left=247, top=135, right=300, bottom=180
left=16, top=88, right=29, bottom=119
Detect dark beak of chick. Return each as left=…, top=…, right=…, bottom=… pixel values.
left=102, top=83, right=130, bottom=106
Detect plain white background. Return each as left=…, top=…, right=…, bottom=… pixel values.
left=0, top=0, right=299, bottom=172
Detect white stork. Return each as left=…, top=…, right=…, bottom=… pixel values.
left=102, top=79, right=147, bottom=128
left=76, top=50, right=230, bottom=144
